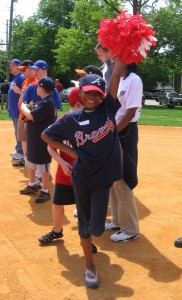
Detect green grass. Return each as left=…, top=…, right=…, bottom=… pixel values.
left=1, top=103, right=182, bottom=127
left=138, top=105, right=182, bottom=127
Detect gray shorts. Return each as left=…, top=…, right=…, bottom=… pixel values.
left=25, top=158, right=50, bottom=173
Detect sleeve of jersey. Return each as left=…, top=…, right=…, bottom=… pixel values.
left=23, top=85, right=32, bottom=104
left=105, top=93, right=121, bottom=115
left=125, top=78, right=143, bottom=109
left=52, top=89, right=62, bottom=109
left=31, top=101, right=52, bottom=123
left=44, top=117, right=68, bottom=141
left=16, top=75, right=24, bottom=89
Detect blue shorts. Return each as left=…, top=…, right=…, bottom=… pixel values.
left=73, top=185, right=110, bottom=239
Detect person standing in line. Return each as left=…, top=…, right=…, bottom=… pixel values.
left=39, top=87, right=97, bottom=254
left=41, top=58, right=123, bottom=289
left=11, top=60, right=36, bottom=167
left=95, top=42, right=113, bottom=91
left=105, top=62, right=142, bottom=243
left=20, top=77, right=56, bottom=203
left=8, top=59, right=25, bottom=160
left=23, top=60, right=62, bottom=181
left=1, top=79, right=9, bottom=111
left=24, top=60, right=61, bottom=115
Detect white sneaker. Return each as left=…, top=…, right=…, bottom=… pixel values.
left=12, top=153, right=24, bottom=160
left=105, top=221, right=120, bottom=231
left=10, top=151, right=16, bottom=156
left=110, top=231, right=140, bottom=243
left=73, top=209, right=78, bottom=217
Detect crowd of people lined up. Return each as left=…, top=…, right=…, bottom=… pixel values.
left=6, top=42, right=182, bottom=290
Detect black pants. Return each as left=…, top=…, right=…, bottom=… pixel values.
left=119, top=122, right=138, bottom=190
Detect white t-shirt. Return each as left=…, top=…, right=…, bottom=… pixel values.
left=115, top=72, right=143, bottom=123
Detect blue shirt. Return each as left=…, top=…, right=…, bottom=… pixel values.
left=44, top=93, right=122, bottom=188
left=8, top=73, right=25, bottom=118
left=23, top=82, right=62, bottom=109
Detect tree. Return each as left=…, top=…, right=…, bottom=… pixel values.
left=54, top=0, right=121, bottom=78
left=11, top=1, right=78, bottom=76
left=139, top=0, right=182, bottom=89
left=37, top=0, right=75, bottom=28
left=0, top=50, right=7, bottom=81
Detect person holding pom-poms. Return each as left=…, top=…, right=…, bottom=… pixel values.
left=100, top=11, right=157, bottom=242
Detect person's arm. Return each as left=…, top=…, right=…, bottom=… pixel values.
left=41, top=131, right=78, bottom=159
left=117, top=107, right=138, bottom=132
left=108, top=58, right=124, bottom=100
left=47, top=146, right=73, bottom=176
left=21, top=102, right=34, bottom=121
left=11, top=84, right=23, bottom=96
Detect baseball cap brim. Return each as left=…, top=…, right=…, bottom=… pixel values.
left=18, top=66, right=28, bottom=71
left=81, top=85, right=105, bottom=96
left=75, top=69, right=87, bottom=76
left=30, top=65, right=40, bottom=69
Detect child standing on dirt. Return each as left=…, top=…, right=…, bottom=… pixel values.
left=38, top=88, right=83, bottom=241
left=20, top=77, right=55, bottom=203
left=41, top=58, right=123, bottom=289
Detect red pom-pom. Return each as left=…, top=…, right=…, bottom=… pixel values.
left=97, top=10, right=157, bottom=64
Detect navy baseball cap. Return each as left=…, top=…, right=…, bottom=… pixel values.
left=38, top=77, right=55, bottom=92
left=18, top=60, right=33, bottom=71
left=8, top=59, right=21, bottom=66
left=31, top=60, right=48, bottom=70
left=79, top=74, right=105, bottom=96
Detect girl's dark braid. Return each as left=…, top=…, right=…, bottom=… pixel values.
left=124, top=63, right=137, bottom=80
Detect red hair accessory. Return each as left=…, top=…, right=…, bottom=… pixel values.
left=97, top=10, right=157, bottom=64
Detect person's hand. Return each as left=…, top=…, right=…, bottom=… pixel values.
left=60, top=160, right=73, bottom=176
left=11, top=83, right=22, bottom=95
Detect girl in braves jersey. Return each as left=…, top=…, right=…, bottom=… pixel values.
left=41, top=58, right=123, bottom=289
left=38, top=87, right=97, bottom=254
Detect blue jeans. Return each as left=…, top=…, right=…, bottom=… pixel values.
left=73, top=185, right=110, bottom=239
left=12, top=118, right=23, bottom=154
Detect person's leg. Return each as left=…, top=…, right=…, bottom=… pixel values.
left=1, top=94, right=5, bottom=110
left=52, top=204, right=64, bottom=232
left=22, top=140, right=27, bottom=158
left=73, top=186, right=97, bottom=277
left=27, top=167, right=36, bottom=184
left=41, top=171, right=50, bottom=190
left=90, top=186, right=110, bottom=236
left=105, top=145, right=123, bottom=230
left=35, top=164, right=50, bottom=203
left=20, top=163, right=40, bottom=195
left=5, top=94, right=8, bottom=110
left=107, top=184, right=120, bottom=227
left=12, top=118, right=23, bottom=155
left=81, top=236, right=95, bottom=272
left=116, top=179, right=139, bottom=235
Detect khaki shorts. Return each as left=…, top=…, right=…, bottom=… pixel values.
left=17, top=120, right=26, bottom=141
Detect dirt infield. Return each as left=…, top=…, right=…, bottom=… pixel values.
left=0, top=121, right=182, bottom=300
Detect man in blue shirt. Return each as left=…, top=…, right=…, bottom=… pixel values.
left=24, top=60, right=62, bottom=115
left=8, top=59, right=25, bottom=160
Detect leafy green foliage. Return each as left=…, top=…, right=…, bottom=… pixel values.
left=54, top=0, right=120, bottom=77
left=8, top=0, right=182, bottom=91
left=37, top=0, right=75, bottom=28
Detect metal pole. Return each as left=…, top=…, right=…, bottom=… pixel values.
left=7, top=0, right=15, bottom=81
left=6, top=20, right=9, bottom=80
